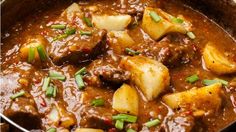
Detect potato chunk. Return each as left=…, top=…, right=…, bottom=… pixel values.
left=47, top=103, right=76, bottom=128
left=120, top=56, right=170, bottom=101
left=141, top=7, right=191, bottom=40
left=203, top=42, right=236, bottom=75
left=61, top=3, right=82, bottom=21
left=92, top=15, right=131, bottom=31
left=20, top=35, right=48, bottom=62
left=75, top=128, right=104, bottom=132
left=112, top=84, right=139, bottom=115
left=162, top=83, right=223, bottom=116
left=108, top=30, right=135, bottom=53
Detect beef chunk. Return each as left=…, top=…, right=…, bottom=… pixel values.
left=4, top=98, right=41, bottom=130
left=80, top=110, right=113, bottom=130
left=49, top=29, right=107, bottom=65
left=84, top=58, right=130, bottom=87
left=161, top=112, right=195, bottom=132
left=135, top=34, right=200, bottom=67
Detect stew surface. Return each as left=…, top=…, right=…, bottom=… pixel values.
left=1, top=0, right=236, bottom=132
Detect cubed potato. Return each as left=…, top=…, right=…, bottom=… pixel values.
left=108, top=30, right=135, bottom=53
left=47, top=107, right=60, bottom=126
left=112, top=84, right=139, bottom=115
left=203, top=42, right=236, bottom=75
left=47, top=103, right=76, bottom=128
left=92, top=15, right=131, bottom=31
left=120, top=56, right=170, bottom=101
left=75, top=128, right=104, bottom=132
left=141, top=7, right=191, bottom=40
left=20, top=35, right=48, bottom=62
left=55, top=103, right=76, bottom=128
left=61, top=3, right=82, bottom=21
left=162, top=83, right=223, bottom=116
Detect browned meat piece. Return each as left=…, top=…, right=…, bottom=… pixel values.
left=84, top=58, right=130, bottom=87
left=80, top=111, right=113, bottom=130
left=49, top=29, right=107, bottom=65
left=135, top=34, right=200, bottom=67
left=161, top=112, right=196, bottom=132
left=4, top=98, right=41, bottom=130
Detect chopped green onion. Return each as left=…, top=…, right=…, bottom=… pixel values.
left=10, top=90, right=25, bottom=100
left=125, top=48, right=140, bottom=56
left=28, top=46, right=35, bottom=63
left=75, top=67, right=87, bottom=76
left=91, top=98, right=104, bottom=107
left=47, top=128, right=56, bottom=132
left=172, top=17, right=184, bottom=24
left=65, top=27, right=76, bottom=35
left=46, top=85, right=54, bottom=97
left=49, top=71, right=66, bottom=81
left=53, top=86, right=57, bottom=98
left=187, top=31, right=196, bottom=39
left=203, top=78, right=228, bottom=86
left=36, top=44, right=47, bottom=61
left=115, top=120, right=124, bottom=130
left=83, top=17, right=93, bottom=27
left=112, top=114, right=137, bottom=123
left=144, top=119, right=161, bottom=128
left=127, top=128, right=136, bottom=132
left=75, top=74, right=85, bottom=89
left=203, top=79, right=218, bottom=86
left=42, top=77, right=51, bottom=91
left=51, top=24, right=66, bottom=29
left=149, top=11, right=161, bottom=23
left=79, top=30, right=92, bottom=36
left=53, top=34, right=68, bottom=41
left=215, top=78, right=228, bottom=86
left=186, top=74, right=199, bottom=83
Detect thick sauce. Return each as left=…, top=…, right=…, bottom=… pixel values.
left=1, top=0, right=236, bottom=131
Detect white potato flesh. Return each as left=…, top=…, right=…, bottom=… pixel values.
left=108, top=30, right=135, bottom=53
left=61, top=3, right=82, bottom=21
left=203, top=42, right=236, bottom=75
left=141, top=7, right=191, bottom=40
left=120, top=56, right=170, bottom=101
left=112, top=84, right=139, bottom=115
left=92, top=15, right=131, bottom=31
left=75, top=128, right=104, bottom=132
left=47, top=107, right=60, bottom=125
left=162, top=83, right=223, bottom=116
left=55, top=103, right=76, bottom=128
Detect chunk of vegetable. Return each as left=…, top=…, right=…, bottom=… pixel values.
left=20, top=35, right=48, bottom=62
left=47, top=104, right=76, bottom=128
left=47, top=128, right=56, bottom=132
left=203, top=42, right=236, bottom=75
left=120, top=56, right=170, bottom=101
left=74, top=128, right=104, bottom=132
left=92, top=15, right=131, bottom=31
left=141, top=7, right=191, bottom=40
left=56, top=103, right=76, bottom=128
left=112, top=84, right=139, bottom=115
left=162, top=83, right=223, bottom=116
left=47, top=107, right=60, bottom=125
left=112, top=114, right=138, bottom=123
left=61, top=3, right=82, bottom=21
left=108, top=30, right=135, bottom=53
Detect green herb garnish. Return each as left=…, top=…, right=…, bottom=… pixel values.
left=149, top=11, right=161, bottom=23
left=186, top=74, right=199, bottom=83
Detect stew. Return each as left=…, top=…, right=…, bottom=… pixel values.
left=1, top=0, right=236, bottom=131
